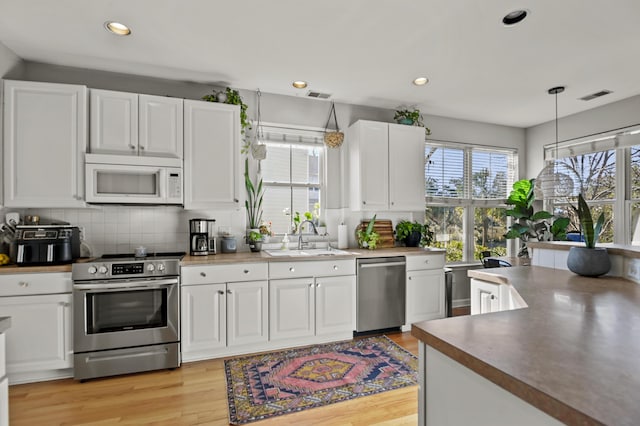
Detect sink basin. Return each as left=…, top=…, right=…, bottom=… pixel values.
left=265, top=248, right=350, bottom=257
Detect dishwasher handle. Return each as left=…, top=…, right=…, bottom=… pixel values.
left=359, top=261, right=406, bottom=269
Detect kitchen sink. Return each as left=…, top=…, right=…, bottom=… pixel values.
left=265, top=248, right=351, bottom=257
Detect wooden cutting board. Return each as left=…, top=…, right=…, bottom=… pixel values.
left=356, top=219, right=395, bottom=248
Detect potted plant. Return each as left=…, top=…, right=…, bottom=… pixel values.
left=505, top=178, right=569, bottom=257
left=244, top=158, right=263, bottom=234
left=566, top=194, right=610, bottom=277
left=356, top=215, right=381, bottom=250
left=393, top=108, right=431, bottom=135
left=395, top=220, right=434, bottom=247
left=248, top=231, right=263, bottom=252
left=203, top=87, right=252, bottom=153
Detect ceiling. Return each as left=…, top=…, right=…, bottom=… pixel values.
left=1, top=0, right=639, bottom=128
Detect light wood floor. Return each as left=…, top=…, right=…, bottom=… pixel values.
left=9, top=332, right=420, bottom=426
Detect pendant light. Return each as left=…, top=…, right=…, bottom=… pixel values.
left=534, top=86, right=575, bottom=199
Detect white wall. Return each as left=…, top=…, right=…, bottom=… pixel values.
left=525, top=94, right=640, bottom=177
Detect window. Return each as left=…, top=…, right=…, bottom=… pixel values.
left=259, top=126, right=324, bottom=235
left=542, top=127, right=640, bottom=245
left=425, top=143, right=516, bottom=262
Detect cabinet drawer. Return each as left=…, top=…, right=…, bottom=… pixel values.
left=269, top=259, right=355, bottom=279
left=0, top=273, right=72, bottom=296
left=181, top=263, right=268, bottom=285
left=406, top=254, right=445, bottom=271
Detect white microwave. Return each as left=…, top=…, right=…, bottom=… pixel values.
left=85, top=154, right=183, bottom=205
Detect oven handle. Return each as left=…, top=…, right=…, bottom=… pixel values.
left=73, top=278, right=178, bottom=291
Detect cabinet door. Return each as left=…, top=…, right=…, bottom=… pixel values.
left=406, top=269, right=445, bottom=325
left=389, top=124, right=425, bottom=211
left=181, top=283, right=226, bottom=359
left=350, top=121, right=389, bottom=211
left=470, top=278, right=501, bottom=315
left=0, top=293, right=72, bottom=374
left=3, top=80, right=86, bottom=207
left=139, top=94, right=183, bottom=158
left=227, top=281, right=268, bottom=346
left=269, top=278, right=315, bottom=340
left=90, top=89, right=138, bottom=155
left=316, top=275, right=355, bottom=336
left=0, top=377, right=7, bottom=426
left=184, top=100, right=240, bottom=209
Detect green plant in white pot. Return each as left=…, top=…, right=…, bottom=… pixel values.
left=566, top=194, right=611, bottom=277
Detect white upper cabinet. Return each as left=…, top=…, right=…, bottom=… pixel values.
left=3, top=80, right=87, bottom=208
left=183, top=100, right=240, bottom=210
left=388, top=124, right=426, bottom=211
left=90, top=89, right=138, bottom=155
left=138, top=94, right=183, bottom=158
left=348, top=120, right=425, bottom=211
left=89, top=89, right=183, bottom=158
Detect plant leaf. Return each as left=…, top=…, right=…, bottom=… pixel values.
left=593, top=213, right=605, bottom=246
left=531, top=211, right=553, bottom=221
left=577, top=194, right=595, bottom=248
left=365, top=214, right=377, bottom=236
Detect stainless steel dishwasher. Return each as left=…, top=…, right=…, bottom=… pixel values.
left=356, top=256, right=406, bottom=332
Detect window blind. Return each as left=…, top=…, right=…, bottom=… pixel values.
left=425, top=146, right=465, bottom=198
left=471, top=148, right=515, bottom=199
left=544, top=127, right=640, bottom=160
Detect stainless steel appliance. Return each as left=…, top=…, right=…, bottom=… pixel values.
left=10, top=221, right=80, bottom=266
left=72, top=252, right=184, bottom=380
left=189, top=218, right=216, bottom=256
left=356, top=257, right=406, bottom=332
left=85, top=154, right=183, bottom=205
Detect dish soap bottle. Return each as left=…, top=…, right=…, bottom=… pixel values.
left=281, top=233, right=289, bottom=250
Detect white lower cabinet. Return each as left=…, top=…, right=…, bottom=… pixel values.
left=180, top=263, right=268, bottom=362
left=269, top=260, right=356, bottom=343
left=0, top=273, right=73, bottom=384
left=403, top=254, right=446, bottom=331
left=470, top=278, right=527, bottom=315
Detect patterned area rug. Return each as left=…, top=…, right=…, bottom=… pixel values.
left=224, top=336, right=418, bottom=424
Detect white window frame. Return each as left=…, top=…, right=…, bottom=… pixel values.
left=425, top=140, right=518, bottom=263
left=258, top=123, right=326, bottom=235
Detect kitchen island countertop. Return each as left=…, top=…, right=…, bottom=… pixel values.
left=412, top=266, right=640, bottom=425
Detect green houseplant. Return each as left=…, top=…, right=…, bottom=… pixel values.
left=244, top=158, right=263, bottom=231
left=356, top=215, right=380, bottom=250
left=393, top=108, right=431, bottom=135
left=505, top=178, right=569, bottom=257
left=248, top=230, right=263, bottom=252
left=395, top=220, right=434, bottom=247
left=566, top=194, right=610, bottom=276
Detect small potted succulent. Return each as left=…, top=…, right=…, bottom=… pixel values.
left=248, top=230, right=263, bottom=253
left=566, top=194, right=610, bottom=277
left=394, top=108, right=431, bottom=135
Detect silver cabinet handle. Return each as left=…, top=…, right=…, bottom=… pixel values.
left=362, top=201, right=366, bottom=205
left=490, top=295, right=496, bottom=300
left=139, top=146, right=145, bottom=150
left=200, top=272, right=206, bottom=277
left=129, top=145, right=136, bottom=149
left=333, top=265, right=338, bottom=270
left=308, top=283, right=313, bottom=288
left=218, top=290, right=224, bottom=295
left=316, top=283, right=321, bottom=288
left=227, top=289, right=232, bottom=294
left=289, top=267, right=295, bottom=272
left=19, top=281, right=28, bottom=287
left=243, top=269, right=249, bottom=274
left=408, top=276, right=412, bottom=280
left=391, top=201, right=394, bottom=205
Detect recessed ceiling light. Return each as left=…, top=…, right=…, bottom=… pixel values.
left=292, top=81, right=308, bottom=89
left=413, top=77, right=429, bottom=86
left=502, top=10, right=529, bottom=26
left=105, top=21, right=132, bottom=36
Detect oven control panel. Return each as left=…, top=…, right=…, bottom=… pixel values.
left=112, top=263, right=144, bottom=275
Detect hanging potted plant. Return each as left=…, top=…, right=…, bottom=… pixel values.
left=393, top=108, right=431, bottom=135
left=566, top=194, right=610, bottom=277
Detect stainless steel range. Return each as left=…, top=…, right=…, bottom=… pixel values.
left=71, top=252, right=183, bottom=381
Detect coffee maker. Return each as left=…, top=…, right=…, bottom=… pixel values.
left=189, top=219, right=216, bottom=256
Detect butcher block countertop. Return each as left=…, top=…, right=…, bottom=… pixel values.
left=412, top=266, right=640, bottom=425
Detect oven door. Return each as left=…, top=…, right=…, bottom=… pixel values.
left=73, top=278, right=179, bottom=353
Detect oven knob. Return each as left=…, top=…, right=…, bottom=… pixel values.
left=98, top=266, right=108, bottom=274
left=88, top=266, right=97, bottom=274
left=147, top=264, right=155, bottom=272
left=157, top=263, right=165, bottom=272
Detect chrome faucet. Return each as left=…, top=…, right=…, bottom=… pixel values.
left=297, top=220, right=318, bottom=250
